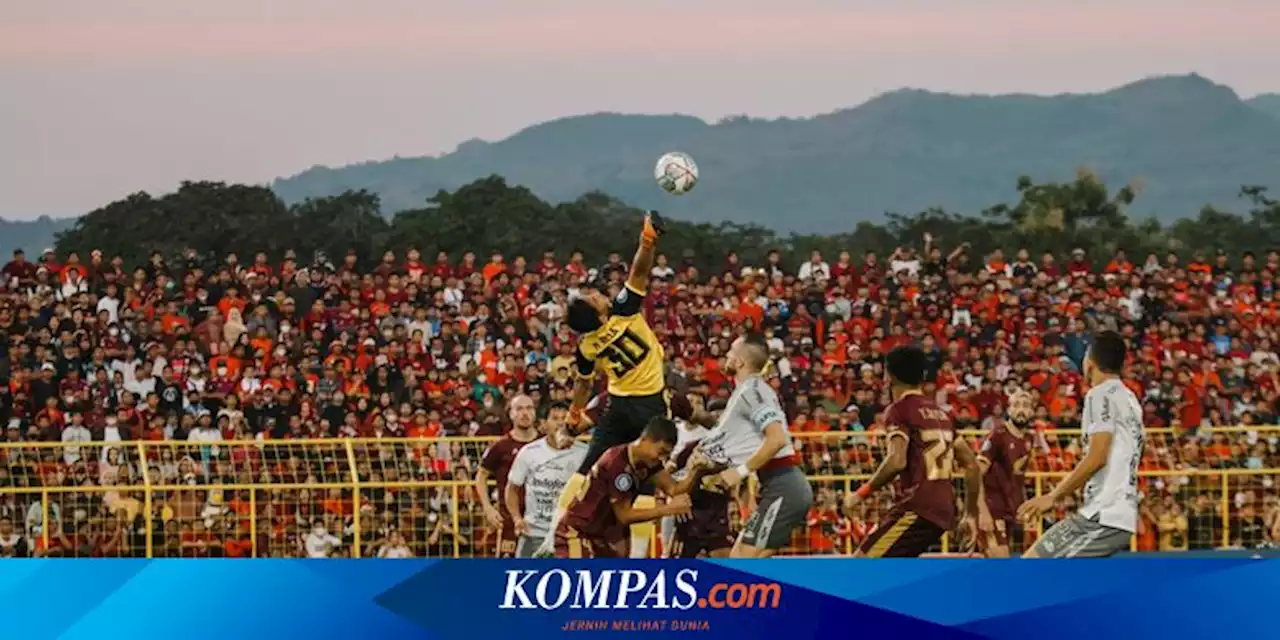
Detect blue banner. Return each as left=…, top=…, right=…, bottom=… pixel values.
left=5, top=559, right=1276, bottom=639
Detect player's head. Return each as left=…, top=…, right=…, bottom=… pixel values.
left=566, top=289, right=609, bottom=333
left=1084, top=330, right=1126, bottom=384
left=1006, top=388, right=1035, bottom=427
left=543, top=401, right=570, bottom=435
left=633, top=416, right=679, bottom=464
left=508, top=394, right=537, bottom=431
left=885, top=344, right=927, bottom=392
left=725, top=332, right=770, bottom=377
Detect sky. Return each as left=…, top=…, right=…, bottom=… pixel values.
left=2, top=0, right=1279, bottom=219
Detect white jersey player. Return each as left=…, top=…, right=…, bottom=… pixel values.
left=696, top=334, right=811, bottom=558
left=505, top=426, right=589, bottom=558
left=1019, top=331, right=1144, bottom=558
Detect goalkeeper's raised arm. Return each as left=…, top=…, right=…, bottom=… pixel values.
left=625, top=210, right=664, bottom=296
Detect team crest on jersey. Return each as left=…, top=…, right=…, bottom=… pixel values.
left=615, top=289, right=629, bottom=304
left=614, top=472, right=634, bottom=492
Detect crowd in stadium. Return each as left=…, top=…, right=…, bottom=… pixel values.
left=2, top=237, right=1280, bottom=558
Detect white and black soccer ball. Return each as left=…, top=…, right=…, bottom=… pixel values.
left=654, top=152, right=699, bottom=195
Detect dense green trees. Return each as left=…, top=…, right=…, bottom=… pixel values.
left=52, top=172, right=1280, bottom=273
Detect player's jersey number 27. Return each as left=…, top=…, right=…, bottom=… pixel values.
left=922, top=430, right=955, bottom=481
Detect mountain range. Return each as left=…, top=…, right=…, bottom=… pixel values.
left=6, top=74, right=1280, bottom=257
left=272, top=74, right=1280, bottom=233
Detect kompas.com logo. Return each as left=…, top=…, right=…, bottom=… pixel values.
left=499, top=569, right=782, bottom=610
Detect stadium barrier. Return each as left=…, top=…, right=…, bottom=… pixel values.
left=1, top=427, right=1275, bottom=557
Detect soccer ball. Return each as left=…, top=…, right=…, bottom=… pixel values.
left=654, top=152, right=699, bottom=195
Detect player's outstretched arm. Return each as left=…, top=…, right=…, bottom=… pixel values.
left=625, top=212, right=663, bottom=295
left=1018, top=432, right=1112, bottom=523
left=611, top=494, right=692, bottom=525
left=1047, top=431, right=1112, bottom=500
left=652, top=452, right=713, bottom=497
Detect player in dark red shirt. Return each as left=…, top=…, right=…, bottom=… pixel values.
left=847, top=345, right=981, bottom=557
left=554, top=417, right=708, bottom=558
left=476, top=394, right=540, bottom=557
left=664, top=433, right=733, bottom=558
left=977, top=389, right=1037, bottom=557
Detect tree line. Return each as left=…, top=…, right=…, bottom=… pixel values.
left=53, top=170, right=1280, bottom=274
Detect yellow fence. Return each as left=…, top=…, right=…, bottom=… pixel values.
left=1, top=427, right=1276, bottom=557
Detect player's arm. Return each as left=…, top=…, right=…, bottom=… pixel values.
left=1018, top=421, right=1113, bottom=523
left=650, top=463, right=710, bottom=497
left=505, top=451, right=530, bottom=533
left=1047, top=431, right=1112, bottom=500
left=952, top=438, right=982, bottom=520
left=475, top=448, right=502, bottom=527
left=715, top=385, right=788, bottom=487
left=737, top=422, right=787, bottom=477
left=610, top=493, right=691, bottom=525
left=975, top=436, right=997, bottom=525
left=566, top=352, right=597, bottom=433
left=860, top=432, right=908, bottom=494
left=688, top=406, right=718, bottom=428
left=672, top=392, right=717, bottom=428
left=624, top=212, right=662, bottom=296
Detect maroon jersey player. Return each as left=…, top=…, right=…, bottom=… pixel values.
left=666, top=434, right=733, bottom=558
left=848, top=345, right=982, bottom=558
left=476, top=394, right=540, bottom=558
left=978, top=389, right=1037, bottom=557
left=554, top=417, right=708, bottom=558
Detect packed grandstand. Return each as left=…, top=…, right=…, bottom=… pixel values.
left=1, top=238, right=1279, bottom=558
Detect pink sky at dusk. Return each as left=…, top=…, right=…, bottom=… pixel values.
left=2, top=0, right=1278, bottom=217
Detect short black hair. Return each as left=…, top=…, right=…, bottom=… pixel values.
left=1089, top=330, right=1127, bottom=374
left=886, top=345, right=927, bottom=386
left=547, top=400, right=570, bottom=414
left=566, top=297, right=603, bottom=333
left=640, top=417, right=679, bottom=446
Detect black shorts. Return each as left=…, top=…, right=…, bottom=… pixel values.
left=858, top=510, right=945, bottom=558
left=578, top=392, right=668, bottom=474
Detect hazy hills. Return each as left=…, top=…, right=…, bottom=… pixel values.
left=272, top=74, right=1280, bottom=233
left=1250, top=94, right=1280, bottom=120
left=0, top=216, right=76, bottom=260
left=6, top=74, right=1280, bottom=257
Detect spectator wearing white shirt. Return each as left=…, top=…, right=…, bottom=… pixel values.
left=57, top=269, right=89, bottom=302
left=238, top=365, right=263, bottom=397
left=125, top=364, right=156, bottom=399
left=61, top=414, right=92, bottom=465
left=188, top=414, right=223, bottom=465
left=889, top=247, right=922, bottom=278
left=378, top=531, right=414, bottom=558
left=651, top=253, right=675, bottom=280
left=305, top=521, right=343, bottom=558
left=110, top=348, right=142, bottom=390
left=797, top=251, right=830, bottom=282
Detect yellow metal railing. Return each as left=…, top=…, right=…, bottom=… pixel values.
left=2, top=428, right=1276, bottom=557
